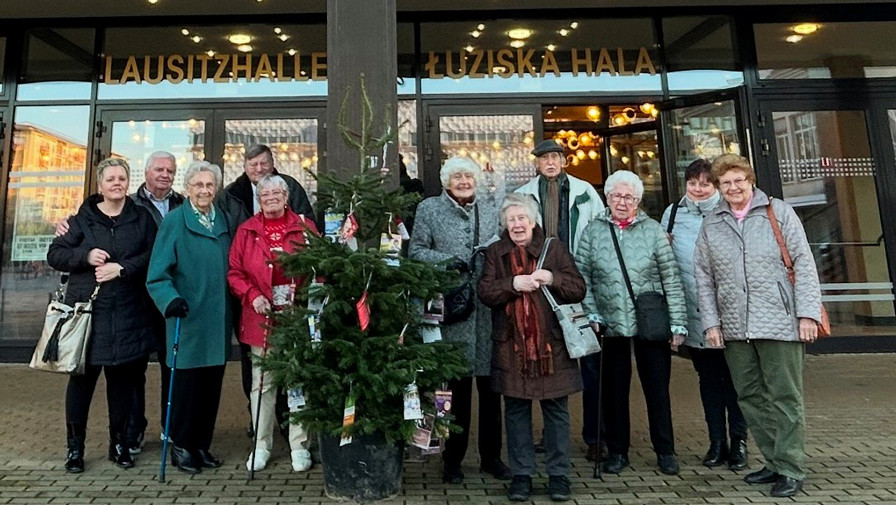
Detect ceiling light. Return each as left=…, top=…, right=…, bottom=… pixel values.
left=206, top=50, right=215, bottom=57
left=274, top=27, right=282, bottom=34
left=237, top=44, right=253, bottom=52
left=785, top=34, right=803, bottom=43
left=510, top=40, right=525, bottom=49
left=792, top=23, right=820, bottom=35
left=546, top=44, right=556, bottom=51
left=147, top=0, right=158, bottom=4
left=465, top=45, right=475, bottom=52
left=477, top=23, right=485, bottom=30
left=228, top=34, right=252, bottom=44
left=287, top=48, right=297, bottom=56
left=471, top=30, right=481, bottom=38
left=586, top=106, right=600, bottom=120
left=278, top=34, right=289, bottom=41
left=181, top=28, right=190, bottom=36
left=559, top=29, right=570, bottom=37
left=191, top=35, right=202, bottom=43
left=507, top=28, right=532, bottom=39
left=570, top=22, right=579, bottom=29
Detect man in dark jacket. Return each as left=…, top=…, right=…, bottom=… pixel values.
left=215, top=143, right=314, bottom=438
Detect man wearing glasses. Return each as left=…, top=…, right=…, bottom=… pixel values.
left=515, top=139, right=606, bottom=462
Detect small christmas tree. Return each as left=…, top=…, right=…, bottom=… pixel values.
left=262, top=76, right=467, bottom=445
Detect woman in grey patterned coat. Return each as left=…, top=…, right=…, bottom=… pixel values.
left=695, top=154, right=823, bottom=498
left=408, top=156, right=509, bottom=484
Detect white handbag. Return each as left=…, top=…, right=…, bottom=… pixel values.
left=30, top=277, right=100, bottom=375
left=537, top=238, right=601, bottom=359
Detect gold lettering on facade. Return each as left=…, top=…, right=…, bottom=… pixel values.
left=616, top=48, right=633, bottom=76
left=517, top=49, right=536, bottom=77
left=166, top=55, right=185, bottom=84
left=595, top=48, right=615, bottom=75
left=445, top=51, right=467, bottom=79
left=634, top=47, right=656, bottom=75
left=571, top=49, right=593, bottom=77
left=213, top=55, right=230, bottom=82
left=120, top=56, right=142, bottom=84
left=232, top=54, right=253, bottom=81
left=143, top=56, right=165, bottom=84
left=495, top=49, right=515, bottom=78
left=425, top=51, right=443, bottom=78
left=104, top=56, right=119, bottom=84
left=540, top=50, right=561, bottom=77
left=469, top=50, right=486, bottom=78
left=195, top=54, right=211, bottom=82
left=486, top=50, right=495, bottom=77
left=254, top=54, right=274, bottom=81
left=311, top=52, right=327, bottom=80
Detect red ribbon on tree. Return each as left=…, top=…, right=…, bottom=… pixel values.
left=356, top=291, right=370, bottom=331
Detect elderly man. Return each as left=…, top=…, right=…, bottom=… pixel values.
left=216, top=143, right=314, bottom=438
left=515, top=139, right=606, bottom=462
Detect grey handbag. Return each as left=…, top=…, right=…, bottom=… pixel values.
left=30, top=276, right=100, bottom=375
left=537, top=238, right=601, bottom=359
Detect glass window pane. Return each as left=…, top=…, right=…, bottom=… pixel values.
left=663, top=17, right=744, bottom=92
left=398, top=100, right=419, bottom=179
left=773, top=109, right=894, bottom=336
left=607, top=131, right=663, bottom=219
left=756, top=22, right=896, bottom=79
left=665, top=100, right=741, bottom=197
left=421, top=19, right=661, bottom=94
left=543, top=105, right=606, bottom=187
left=18, top=28, right=95, bottom=101
left=1, top=106, right=90, bottom=342
left=0, top=37, right=6, bottom=95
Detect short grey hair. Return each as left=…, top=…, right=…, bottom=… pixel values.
left=97, top=158, right=130, bottom=181
left=604, top=170, right=644, bottom=199
left=499, top=193, right=539, bottom=231
left=256, top=174, right=290, bottom=202
left=183, top=160, right=222, bottom=189
left=439, top=157, right=482, bottom=189
left=144, top=151, right=176, bottom=173
left=245, top=144, right=274, bottom=164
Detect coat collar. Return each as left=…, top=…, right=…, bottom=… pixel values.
left=182, top=202, right=229, bottom=238
left=595, top=207, right=649, bottom=227
left=494, top=225, right=547, bottom=259
left=439, top=190, right=476, bottom=214
left=239, top=208, right=311, bottom=236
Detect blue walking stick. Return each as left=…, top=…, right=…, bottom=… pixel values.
left=159, top=317, right=181, bottom=483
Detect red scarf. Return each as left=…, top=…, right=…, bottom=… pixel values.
left=507, top=245, right=553, bottom=378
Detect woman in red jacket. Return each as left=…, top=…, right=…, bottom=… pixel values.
left=227, top=174, right=318, bottom=472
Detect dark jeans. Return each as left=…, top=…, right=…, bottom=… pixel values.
left=689, top=346, right=747, bottom=443
left=579, top=352, right=605, bottom=445
left=66, top=355, right=149, bottom=438
left=169, top=365, right=225, bottom=452
left=602, top=336, right=674, bottom=456
left=505, top=396, right=570, bottom=477
left=442, top=376, right=503, bottom=469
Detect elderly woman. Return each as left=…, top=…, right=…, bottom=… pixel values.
left=47, top=158, right=157, bottom=473
left=661, top=159, right=748, bottom=470
left=575, top=170, right=687, bottom=476
left=146, top=161, right=232, bottom=474
left=478, top=193, right=585, bottom=502
left=227, top=175, right=318, bottom=473
left=408, top=156, right=508, bottom=484
left=695, top=154, right=822, bottom=498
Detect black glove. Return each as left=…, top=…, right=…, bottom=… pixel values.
left=448, top=258, right=470, bottom=273
left=164, top=297, right=189, bottom=318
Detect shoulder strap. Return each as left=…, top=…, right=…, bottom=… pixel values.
left=667, top=201, right=679, bottom=233
left=536, top=237, right=553, bottom=270
left=766, top=198, right=796, bottom=285
left=608, top=222, right=637, bottom=306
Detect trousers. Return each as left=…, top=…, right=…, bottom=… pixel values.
left=249, top=346, right=308, bottom=451
left=505, top=395, right=570, bottom=477
left=442, top=375, right=503, bottom=469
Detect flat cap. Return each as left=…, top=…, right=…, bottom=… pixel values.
left=531, top=139, right=565, bottom=157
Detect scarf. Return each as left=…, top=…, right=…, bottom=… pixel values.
left=543, top=179, right=559, bottom=238
left=507, top=244, right=553, bottom=378
left=686, top=191, right=722, bottom=216
left=732, top=194, right=754, bottom=223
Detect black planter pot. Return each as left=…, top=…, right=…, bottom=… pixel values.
left=318, top=432, right=404, bottom=502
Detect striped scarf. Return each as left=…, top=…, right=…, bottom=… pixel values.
left=507, top=245, right=553, bottom=377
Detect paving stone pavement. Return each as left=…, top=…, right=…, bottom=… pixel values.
left=2, top=353, right=895, bottom=504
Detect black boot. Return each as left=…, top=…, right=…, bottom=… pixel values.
left=65, top=423, right=85, bottom=473
left=728, top=438, right=748, bottom=470
left=702, top=440, right=729, bottom=467
left=108, top=427, right=135, bottom=469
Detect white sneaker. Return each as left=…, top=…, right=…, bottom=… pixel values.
left=291, top=449, right=312, bottom=472
left=246, top=448, right=271, bottom=471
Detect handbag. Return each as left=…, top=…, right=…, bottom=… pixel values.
left=766, top=200, right=831, bottom=338
left=609, top=222, right=673, bottom=341
left=30, top=275, right=100, bottom=375
left=537, top=237, right=600, bottom=358
left=442, top=204, right=480, bottom=325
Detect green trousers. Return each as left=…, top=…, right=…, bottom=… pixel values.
left=724, top=340, right=806, bottom=480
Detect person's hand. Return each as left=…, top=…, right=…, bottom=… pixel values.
left=512, top=274, right=540, bottom=292
left=55, top=216, right=72, bottom=237
left=448, top=258, right=469, bottom=273
left=164, top=297, right=189, bottom=318
left=590, top=322, right=602, bottom=337
left=531, top=269, right=554, bottom=286
left=87, top=248, right=110, bottom=266
left=671, top=333, right=685, bottom=351
left=94, top=262, right=122, bottom=283
left=705, top=327, right=724, bottom=348
left=252, top=295, right=271, bottom=315
left=798, top=317, right=818, bottom=343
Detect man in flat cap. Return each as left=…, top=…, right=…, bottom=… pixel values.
left=515, top=138, right=606, bottom=462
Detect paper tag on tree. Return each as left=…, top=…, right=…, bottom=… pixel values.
left=380, top=233, right=402, bottom=267
left=308, top=315, right=321, bottom=346
left=411, top=413, right=435, bottom=449
left=287, top=387, right=306, bottom=412
left=356, top=291, right=370, bottom=332
left=420, top=324, right=442, bottom=343
left=324, top=212, right=344, bottom=243
left=340, top=394, right=356, bottom=446
left=403, top=383, right=424, bottom=420
left=395, top=217, right=410, bottom=241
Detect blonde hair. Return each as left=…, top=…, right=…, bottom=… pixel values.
left=711, top=154, right=755, bottom=183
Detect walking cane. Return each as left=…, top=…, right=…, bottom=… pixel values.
left=248, top=315, right=270, bottom=482
left=592, top=333, right=605, bottom=479
left=159, top=317, right=181, bottom=483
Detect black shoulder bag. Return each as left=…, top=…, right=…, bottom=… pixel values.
left=442, top=204, right=480, bottom=325
left=608, top=222, right=672, bottom=341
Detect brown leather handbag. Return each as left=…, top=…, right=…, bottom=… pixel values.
left=766, top=200, right=831, bottom=338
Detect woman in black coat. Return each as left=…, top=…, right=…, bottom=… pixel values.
left=46, top=158, right=157, bottom=473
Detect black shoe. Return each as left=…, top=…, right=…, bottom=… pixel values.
left=601, top=453, right=629, bottom=474
left=65, top=447, right=85, bottom=473
left=65, top=423, right=85, bottom=474
left=108, top=442, right=135, bottom=469
left=770, top=476, right=803, bottom=497
left=534, top=438, right=546, bottom=453
left=508, top=475, right=532, bottom=501
left=442, top=465, right=464, bottom=484
left=547, top=475, right=571, bottom=502
left=170, top=445, right=201, bottom=474
left=657, top=454, right=680, bottom=475
left=728, top=439, right=748, bottom=470
left=196, top=449, right=223, bottom=469
left=744, top=466, right=778, bottom=484
left=480, top=458, right=512, bottom=480
left=128, top=432, right=145, bottom=455
left=702, top=440, right=728, bottom=467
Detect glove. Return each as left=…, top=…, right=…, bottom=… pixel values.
left=164, top=297, right=189, bottom=318
left=448, top=258, right=469, bottom=273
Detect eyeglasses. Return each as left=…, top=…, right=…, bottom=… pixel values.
left=719, top=177, right=750, bottom=189
left=608, top=193, right=640, bottom=205
left=258, top=190, right=286, bottom=198
left=188, top=181, right=217, bottom=190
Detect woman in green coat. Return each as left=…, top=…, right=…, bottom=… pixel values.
left=146, top=161, right=233, bottom=475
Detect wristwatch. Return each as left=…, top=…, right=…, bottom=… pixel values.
left=119, top=266, right=127, bottom=278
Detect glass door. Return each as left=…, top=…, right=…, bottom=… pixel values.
left=424, top=104, right=541, bottom=203
left=757, top=99, right=896, bottom=338
left=602, top=125, right=664, bottom=219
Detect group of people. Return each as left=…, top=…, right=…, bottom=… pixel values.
left=47, top=137, right=823, bottom=501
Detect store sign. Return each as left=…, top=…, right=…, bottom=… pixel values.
left=103, top=52, right=328, bottom=84
left=425, top=48, right=657, bottom=78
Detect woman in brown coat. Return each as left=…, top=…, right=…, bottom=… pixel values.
left=479, top=193, right=586, bottom=502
